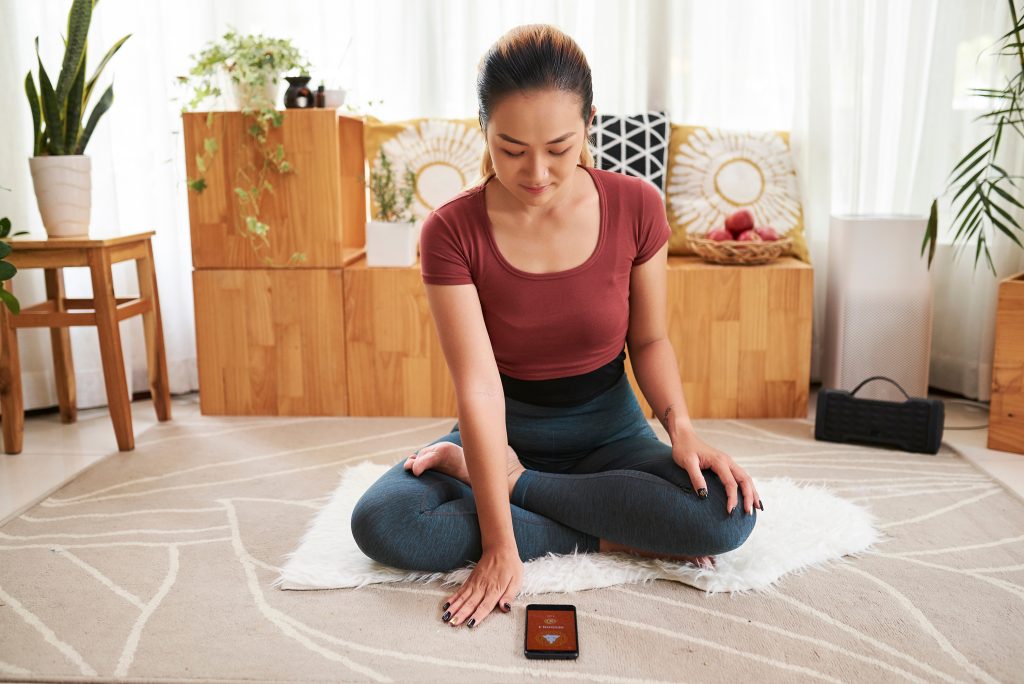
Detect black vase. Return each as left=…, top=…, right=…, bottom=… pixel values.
left=284, top=76, right=314, bottom=109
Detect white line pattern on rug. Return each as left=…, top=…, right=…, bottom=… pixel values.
left=837, top=564, right=1000, bottom=684
left=767, top=590, right=967, bottom=683
left=113, top=545, right=180, bottom=678
left=612, top=585, right=946, bottom=684
left=44, top=420, right=453, bottom=505
left=0, top=583, right=97, bottom=676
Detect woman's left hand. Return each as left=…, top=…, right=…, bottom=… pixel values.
left=671, top=428, right=762, bottom=515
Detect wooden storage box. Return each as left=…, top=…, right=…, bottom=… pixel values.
left=667, top=256, right=813, bottom=418
left=183, top=110, right=368, bottom=415
left=182, top=110, right=367, bottom=269
left=989, top=270, right=1024, bottom=454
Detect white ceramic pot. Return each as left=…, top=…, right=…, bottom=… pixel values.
left=29, top=155, right=92, bottom=238
left=232, top=77, right=280, bottom=109
left=366, top=220, right=419, bottom=267
left=323, top=88, right=346, bottom=108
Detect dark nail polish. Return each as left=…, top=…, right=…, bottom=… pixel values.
left=442, top=602, right=450, bottom=611
left=442, top=611, right=451, bottom=622
left=467, top=618, right=476, bottom=628
left=759, top=500, right=765, bottom=511
left=728, top=506, right=735, bottom=515
left=503, top=602, right=511, bottom=612
left=697, top=488, right=708, bottom=499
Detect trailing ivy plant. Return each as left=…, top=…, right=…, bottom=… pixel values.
left=922, top=0, right=1024, bottom=275
left=177, top=29, right=311, bottom=266
left=368, top=149, right=417, bottom=223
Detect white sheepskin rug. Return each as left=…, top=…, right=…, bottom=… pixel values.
left=273, top=461, right=882, bottom=595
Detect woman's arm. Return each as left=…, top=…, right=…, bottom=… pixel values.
left=625, top=242, right=695, bottom=440
left=625, top=243, right=763, bottom=515
left=424, top=282, right=518, bottom=548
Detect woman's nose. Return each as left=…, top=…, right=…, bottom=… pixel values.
left=528, top=155, right=549, bottom=181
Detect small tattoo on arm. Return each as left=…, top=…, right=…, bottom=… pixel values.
left=660, top=405, right=674, bottom=431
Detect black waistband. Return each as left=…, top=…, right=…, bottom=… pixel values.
left=500, top=346, right=626, bottom=408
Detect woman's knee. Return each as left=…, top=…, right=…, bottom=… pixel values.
left=350, top=478, right=425, bottom=568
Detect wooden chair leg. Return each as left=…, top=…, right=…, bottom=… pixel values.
left=136, top=240, right=171, bottom=422
left=0, top=281, right=24, bottom=454
left=88, top=248, right=134, bottom=451
left=44, top=268, right=77, bottom=424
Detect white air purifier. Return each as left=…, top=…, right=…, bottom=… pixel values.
left=822, top=215, right=934, bottom=402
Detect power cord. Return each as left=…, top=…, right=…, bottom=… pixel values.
left=940, top=398, right=989, bottom=430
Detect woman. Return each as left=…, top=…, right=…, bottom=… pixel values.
left=351, top=24, right=761, bottom=632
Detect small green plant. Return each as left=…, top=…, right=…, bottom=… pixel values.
left=369, top=149, right=417, bottom=223
left=0, top=214, right=31, bottom=315
left=24, top=0, right=130, bottom=157
left=177, top=29, right=311, bottom=266
left=921, top=0, right=1024, bottom=275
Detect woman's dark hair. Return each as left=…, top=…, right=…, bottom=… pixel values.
left=472, top=24, right=595, bottom=186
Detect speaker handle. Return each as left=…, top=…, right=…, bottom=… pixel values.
left=849, top=375, right=912, bottom=401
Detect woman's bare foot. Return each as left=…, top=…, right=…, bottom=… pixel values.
left=405, top=443, right=526, bottom=496
left=599, top=538, right=716, bottom=570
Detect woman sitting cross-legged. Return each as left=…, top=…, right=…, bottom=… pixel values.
left=351, top=23, right=761, bottom=633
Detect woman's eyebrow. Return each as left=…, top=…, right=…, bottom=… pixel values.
left=497, top=132, right=575, bottom=146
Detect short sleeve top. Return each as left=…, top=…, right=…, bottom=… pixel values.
left=419, top=165, right=671, bottom=381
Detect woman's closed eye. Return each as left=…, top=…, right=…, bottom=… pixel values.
left=503, top=149, right=570, bottom=158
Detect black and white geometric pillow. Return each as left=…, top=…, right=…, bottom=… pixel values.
left=587, top=111, right=670, bottom=195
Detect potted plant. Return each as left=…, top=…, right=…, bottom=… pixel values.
left=0, top=209, right=31, bottom=314
left=919, top=0, right=1024, bottom=454
left=24, top=0, right=130, bottom=238
left=366, top=149, right=418, bottom=267
left=177, top=29, right=311, bottom=265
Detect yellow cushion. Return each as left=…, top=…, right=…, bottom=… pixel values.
left=664, top=124, right=810, bottom=263
left=363, top=117, right=485, bottom=221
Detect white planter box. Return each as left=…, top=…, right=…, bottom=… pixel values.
left=366, top=220, right=419, bottom=267
left=29, top=155, right=92, bottom=238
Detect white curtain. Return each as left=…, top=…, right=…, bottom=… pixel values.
left=0, top=0, right=1019, bottom=412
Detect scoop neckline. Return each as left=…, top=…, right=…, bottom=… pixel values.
left=479, top=165, right=606, bottom=280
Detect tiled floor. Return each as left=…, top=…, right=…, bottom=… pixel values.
left=1, top=386, right=1021, bottom=526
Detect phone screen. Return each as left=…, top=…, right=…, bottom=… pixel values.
left=524, top=604, right=578, bottom=660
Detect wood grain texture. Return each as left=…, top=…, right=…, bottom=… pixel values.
left=989, top=271, right=1024, bottom=454
left=667, top=256, right=813, bottom=418
left=193, top=269, right=348, bottom=415
left=183, top=110, right=365, bottom=268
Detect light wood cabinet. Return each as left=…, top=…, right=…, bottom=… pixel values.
left=990, top=271, right=1024, bottom=454
left=183, top=110, right=367, bottom=415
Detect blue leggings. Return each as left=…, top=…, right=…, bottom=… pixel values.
left=350, top=373, right=756, bottom=571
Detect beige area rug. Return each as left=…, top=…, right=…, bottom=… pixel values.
left=1, top=412, right=1022, bottom=683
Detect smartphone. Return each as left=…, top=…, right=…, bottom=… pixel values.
left=524, top=604, right=579, bottom=660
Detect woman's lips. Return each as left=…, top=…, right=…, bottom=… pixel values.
left=522, top=184, right=550, bottom=195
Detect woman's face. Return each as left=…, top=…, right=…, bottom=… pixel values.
left=486, top=89, right=595, bottom=209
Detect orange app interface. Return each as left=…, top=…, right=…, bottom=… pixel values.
left=527, top=609, right=576, bottom=651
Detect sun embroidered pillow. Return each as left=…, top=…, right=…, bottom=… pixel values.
left=363, top=117, right=485, bottom=222
left=587, top=111, right=670, bottom=196
left=664, top=124, right=810, bottom=263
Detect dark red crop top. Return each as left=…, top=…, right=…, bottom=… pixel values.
left=419, top=165, right=671, bottom=382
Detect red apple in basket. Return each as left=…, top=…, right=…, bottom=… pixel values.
left=724, top=209, right=755, bottom=237
left=755, top=226, right=780, bottom=241
left=737, top=229, right=761, bottom=242
left=707, top=228, right=732, bottom=241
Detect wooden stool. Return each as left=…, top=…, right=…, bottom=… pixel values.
left=0, top=231, right=171, bottom=454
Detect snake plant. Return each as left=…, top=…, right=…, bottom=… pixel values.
left=24, top=0, right=130, bottom=157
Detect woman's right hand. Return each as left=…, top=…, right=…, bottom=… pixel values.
left=441, top=544, right=523, bottom=630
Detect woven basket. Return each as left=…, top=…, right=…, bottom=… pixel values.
left=688, top=235, right=793, bottom=265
